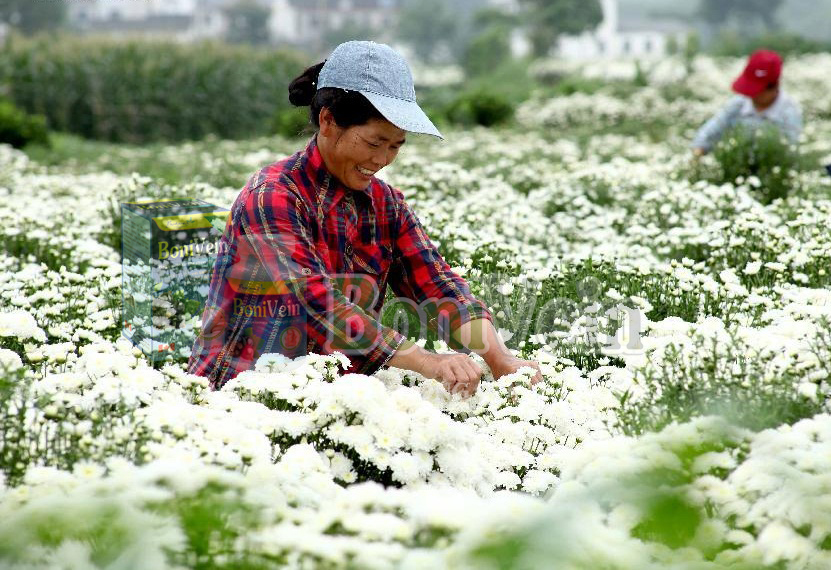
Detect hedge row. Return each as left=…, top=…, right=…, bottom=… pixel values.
left=0, top=35, right=306, bottom=143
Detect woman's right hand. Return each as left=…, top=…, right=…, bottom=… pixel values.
left=418, top=352, right=483, bottom=398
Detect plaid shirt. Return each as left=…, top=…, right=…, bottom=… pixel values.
left=187, top=135, right=492, bottom=389
left=692, top=90, right=803, bottom=151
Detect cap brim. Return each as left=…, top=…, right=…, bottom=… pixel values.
left=360, top=91, right=444, bottom=140
left=732, top=74, right=767, bottom=97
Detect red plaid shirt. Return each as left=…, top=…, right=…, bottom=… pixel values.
left=187, top=135, right=492, bottom=389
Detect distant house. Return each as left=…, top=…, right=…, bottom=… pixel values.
left=268, top=0, right=399, bottom=50
left=66, top=0, right=399, bottom=48
left=66, top=0, right=228, bottom=42
left=558, top=0, right=690, bottom=60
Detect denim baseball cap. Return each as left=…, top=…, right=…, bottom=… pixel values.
left=317, top=41, right=444, bottom=140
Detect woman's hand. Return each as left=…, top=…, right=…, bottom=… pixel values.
left=487, top=353, right=543, bottom=385
left=419, top=352, right=483, bottom=398
left=452, top=319, right=541, bottom=386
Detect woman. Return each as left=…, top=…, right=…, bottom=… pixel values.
left=692, top=49, right=802, bottom=156
left=188, top=40, right=541, bottom=397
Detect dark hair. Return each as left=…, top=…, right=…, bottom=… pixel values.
left=288, top=61, right=385, bottom=129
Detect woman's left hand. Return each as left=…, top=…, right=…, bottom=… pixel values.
left=488, top=354, right=543, bottom=385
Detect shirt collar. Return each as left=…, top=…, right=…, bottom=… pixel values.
left=303, top=134, right=374, bottom=201
left=739, top=91, right=784, bottom=117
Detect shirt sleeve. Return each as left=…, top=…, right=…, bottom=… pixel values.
left=692, top=96, right=744, bottom=152
left=388, top=188, right=493, bottom=339
left=240, top=179, right=406, bottom=375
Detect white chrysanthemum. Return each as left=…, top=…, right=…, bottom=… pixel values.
left=0, top=348, right=23, bottom=371
left=0, top=309, right=47, bottom=342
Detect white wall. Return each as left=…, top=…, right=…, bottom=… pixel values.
left=268, top=0, right=301, bottom=43
left=558, top=0, right=678, bottom=60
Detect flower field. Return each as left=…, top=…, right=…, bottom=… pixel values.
left=1, top=54, right=831, bottom=569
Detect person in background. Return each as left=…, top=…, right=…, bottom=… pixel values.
left=692, top=49, right=802, bottom=156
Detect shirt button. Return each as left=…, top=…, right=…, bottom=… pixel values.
left=344, top=244, right=353, bottom=256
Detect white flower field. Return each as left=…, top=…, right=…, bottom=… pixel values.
left=1, top=54, right=831, bottom=569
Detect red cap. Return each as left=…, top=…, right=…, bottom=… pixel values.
left=732, top=50, right=782, bottom=97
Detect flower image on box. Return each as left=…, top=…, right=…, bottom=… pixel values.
left=120, top=198, right=229, bottom=362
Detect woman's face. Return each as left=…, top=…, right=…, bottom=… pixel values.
left=317, top=108, right=406, bottom=190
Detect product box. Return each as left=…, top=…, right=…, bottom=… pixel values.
left=121, top=199, right=229, bottom=362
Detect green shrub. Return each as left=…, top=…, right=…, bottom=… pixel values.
left=271, top=107, right=311, bottom=139
left=461, top=26, right=511, bottom=79
left=711, top=124, right=801, bottom=204
left=548, top=74, right=606, bottom=96
left=0, top=98, right=49, bottom=148
left=0, top=35, right=305, bottom=144
left=633, top=60, right=649, bottom=87
left=445, top=89, right=514, bottom=127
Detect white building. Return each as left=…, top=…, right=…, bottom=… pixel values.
left=268, top=0, right=399, bottom=50
left=558, top=0, right=690, bottom=60
left=66, top=0, right=228, bottom=42
left=66, top=0, right=399, bottom=48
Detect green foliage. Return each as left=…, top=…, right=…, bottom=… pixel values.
left=633, top=60, right=649, bottom=87
left=460, top=257, right=740, bottom=370
left=658, top=80, right=709, bottom=103
left=0, top=36, right=305, bottom=143
left=0, top=363, right=151, bottom=487
left=709, top=124, right=802, bottom=204
left=547, top=74, right=607, bottom=96
left=699, top=0, right=784, bottom=32
left=518, top=0, right=603, bottom=57
left=223, top=0, right=271, bottom=45
left=445, top=89, right=515, bottom=127
left=631, top=491, right=702, bottom=549
left=416, top=56, right=531, bottom=130
left=397, top=0, right=458, bottom=64
left=683, top=32, right=701, bottom=77
left=0, top=228, right=85, bottom=273
left=469, top=56, right=538, bottom=106
left=0, top=98, right=49, bottom=149
left=616, top=327, right=829, bottom=436
left=157, top=484, right=274, bottom=569
left=271, top=107, right=311, bottom=139
left=461, top=24, right=512, bottom=79
left=417, top=80, right=518, bottom=129
left=322, top=19, right=377, bottom=52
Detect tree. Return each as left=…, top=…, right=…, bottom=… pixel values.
left=322, top=19, right=376, bottom=53
left=462, top=25, right=511, bottom=78
left=461, top=8, right=515, bottom=78
left=396, top=0, right=457, bottom=64
left=0, top=0, right=65, bottom=35
left=699, top=0, right=784, bottom=33
left=517, top=0, right=603, bottom=58
left=224, top=0, right=271, bottom=46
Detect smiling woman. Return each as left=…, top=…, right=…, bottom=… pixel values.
left=187, top=41, right=542, bottom=395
